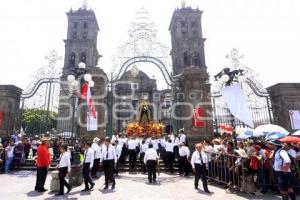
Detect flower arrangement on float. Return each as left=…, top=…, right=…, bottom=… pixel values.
left=126, top=121, right=165, bottom=137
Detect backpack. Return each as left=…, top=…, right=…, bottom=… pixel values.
left=250, top=156, right=260, bottom=170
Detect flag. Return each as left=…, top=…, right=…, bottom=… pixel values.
left=0, top=112, right=3, bottom=128
left=86, top=86, right=97, bottom=119
left=193, top=108, right=205, bottom=128
left=220, top=84, right=254, bottom=128
left=80, top=83, right=97, bottom=131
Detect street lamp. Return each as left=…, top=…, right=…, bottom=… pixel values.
left=67, top=62, right=95, bottom=139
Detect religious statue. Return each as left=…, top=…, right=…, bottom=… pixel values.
left=139, top=100, right=150, bottom=124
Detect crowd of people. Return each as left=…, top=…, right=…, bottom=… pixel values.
left=1, top=130, right=300, bottom=200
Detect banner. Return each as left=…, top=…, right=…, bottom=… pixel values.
left=289, top=110, right=300, bottom=130
left=193, top=108, right=205, bottom=128
left=220, top=84, right=254, bottom=128
left=87, top=111, right=98, bottom=131
left=0, top=112, right=3, bottom=128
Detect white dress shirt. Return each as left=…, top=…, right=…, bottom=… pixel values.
left=191, top=150, right=208, bottom=169
left=59, top=151, right=71, bottom=172
left=179, top=134, right=187, bottom=144
left=118, top=138, right=127, bottom=147
left=174, top=137, right=180, bottom=146
left=115, top=145, right=122, bottom=159
left=144, top=148, right=158, bottom=164
left=151, top=139, right=159, bottom=150
left=83, top=147, right=94, bottom=168
left=101, top=145, right=117, bottom=163
left=128, top=139, right=138, bottom=150
left=140, top=144, right=148, bottom=153
left=179, top=146, right=190, bottom=157
left=165, top=142, right=174, bottom=153
left=91, top=143, right=101, bottom=159
left=111, top=135, right=118, bottom=143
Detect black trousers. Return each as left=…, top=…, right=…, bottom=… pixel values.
left=174, top=146, right=179, bottom=158
left=129, top=150, right=136, bottom=169
left=114, top=159, right=120, bottom=176
left=59, top=167, right=70, bottom=194
left=91, top=158, right=100, bottom=176
left=35, top=167, right=48, bottom=191
left=140, top=152, right=146, bottom=173
left=179, top=156, right=190, bottom=176
left=103, top=160, right=115, bottom=186
left=146, top=160, right=157, bottom=182
left=165, top=152, right=174, bottom=173
left=82, top=163, right=94, bottom=189
left=194, top=163, right=208, bottom=191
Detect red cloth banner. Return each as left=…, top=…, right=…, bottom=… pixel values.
left=0, top=112, right=3, bottom=128
left=193, top=108, right=204, bottom=128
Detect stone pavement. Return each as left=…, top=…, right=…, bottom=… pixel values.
left=0, top=171, right=281, bottom=200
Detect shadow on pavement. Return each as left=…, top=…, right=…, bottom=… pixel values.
left=26, top=191, right=44, bottom=197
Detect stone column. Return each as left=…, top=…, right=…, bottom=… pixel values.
left=0, top=85, right=22, bottom=138
left=176, top=68, right=213, bottom=145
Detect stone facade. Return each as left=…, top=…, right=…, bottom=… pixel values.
left=0, top=85, right=22, bottom=138
left=169, top=6, right=213, bottom=143
left=267, top=83, right=300, bottom=131
left=57, top=6, right=106, bottom=139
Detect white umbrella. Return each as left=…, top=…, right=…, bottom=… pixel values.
left=254, top=124, right=289, bottom=137
left=292, top=130, right=300, bottom=136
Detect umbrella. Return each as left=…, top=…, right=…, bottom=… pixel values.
left=218, top=124, right=234, bottom=134
left=292, top=130, right=300, bottom=137
left=280, top=136, right=300, bottom=143
left=237, top=131, right=255, bottom=139
left=236, top=128, right=255, bottom=139
left=254, top=124, right=289, bottom=137
left=265, top=132, right=287, bottom=140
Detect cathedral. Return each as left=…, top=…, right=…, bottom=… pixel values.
left=57, top=3, right=213, bottom=141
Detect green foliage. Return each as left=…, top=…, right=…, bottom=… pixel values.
left=21, top=109, right=57, bottom=136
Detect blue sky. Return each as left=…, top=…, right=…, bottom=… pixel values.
left=0, top=0, right=299, bottom=90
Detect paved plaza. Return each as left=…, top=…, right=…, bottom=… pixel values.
left=0, top=171, right=281, bottom=200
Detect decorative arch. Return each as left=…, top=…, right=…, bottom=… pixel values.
left=115, top=56, right=172, bottom=86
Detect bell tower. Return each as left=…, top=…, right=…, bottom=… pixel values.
left=169, top=5, right=213, bottom=143
left=169, top=6, right=206, bottom=75
left=63, top=5, right=100, bottom=75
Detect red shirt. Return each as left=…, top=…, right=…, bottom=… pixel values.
left=36, top=144, right=51, bottom=168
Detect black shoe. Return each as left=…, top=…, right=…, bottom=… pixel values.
left=103, top=186, right=109, bottom=190
left=55, top=193, right=64, bottom=196
left=90, top=183, right=95, bottom=190
left=81, top=188, right=89, bottom=192
left=111, top=183, right=115, bottom=190
left=194, top=186, right=198, bottom=190
left=37, top=189, right=47, bottom=192
left=67, top=186, right=72, bottom=193
left=204, top=190, right=211, bottom=194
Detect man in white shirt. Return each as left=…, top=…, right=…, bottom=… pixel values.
left=113, top=140, right=122, bottom=176
left=91, top=137, right=101, bottom=178
left=191, top=143, right=210, bottom=193
left=179, top=129, right=187, bottom=145
left=101, top=137, right=117, bottom=190
left=268, top=140, right=296, bottom=200
left=56, top=144, right=72, bottom=196
left=81, top=142, right=95, bottom=192
left=128, top=137, right=138, bottom=169
left=140, top=140, right=148, bottom=173
left=178, top=143, right=190, bottom=176
left=165, top=139, right=175, bottom=173
left=4, top=140, right=15, bottom=173
left=144, top=143, right=159, bottom=183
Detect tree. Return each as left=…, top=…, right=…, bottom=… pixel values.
left=21, top=109, right=57, bottom=136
